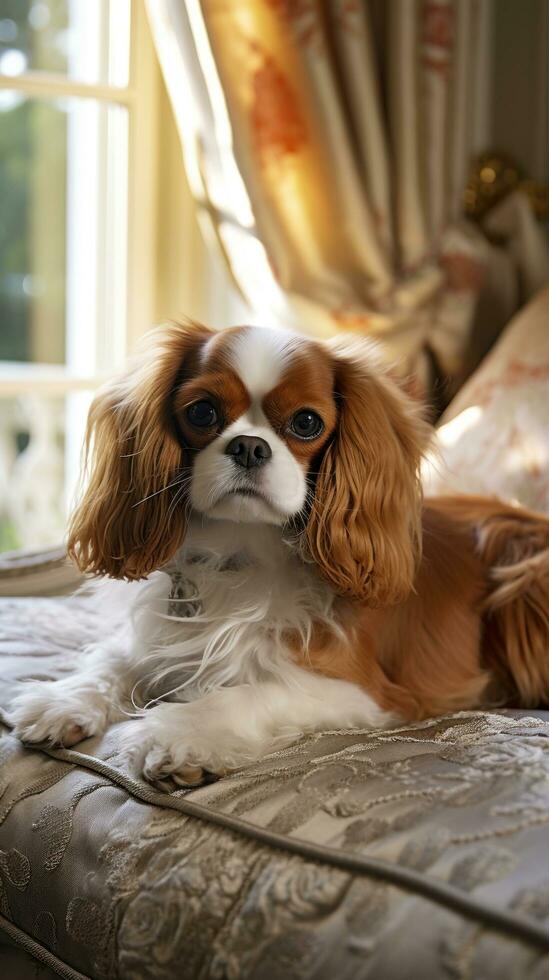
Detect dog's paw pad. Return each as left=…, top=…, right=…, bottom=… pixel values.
left=16, top=719, right=89, bottom=748
left=60, top=724, right=88, bottom=747
left=142, top=746, right=225, bottom=791
left=171, top=764, right=206, bottom=787
left=9, top=682, right=107, bottom=748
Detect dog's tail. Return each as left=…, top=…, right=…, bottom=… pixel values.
left=478, top=506, right=549, bottom=706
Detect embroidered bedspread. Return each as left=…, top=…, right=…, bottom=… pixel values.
left=1, top=596, right=549, bottom=980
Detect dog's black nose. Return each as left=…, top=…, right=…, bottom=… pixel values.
left=224, top=435, right=272, bottom=469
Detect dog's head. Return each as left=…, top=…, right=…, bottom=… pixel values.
left=68, top=322, right=429, bottom=604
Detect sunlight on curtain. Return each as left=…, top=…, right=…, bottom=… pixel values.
left=147, top=0, right=548, bottom=399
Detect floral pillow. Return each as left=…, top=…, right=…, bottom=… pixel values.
left=423, top=286, right=549, bottom=513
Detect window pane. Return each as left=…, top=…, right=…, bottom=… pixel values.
left=0, top=0, right=130, bottom=86
left=0, top=92, right=128, bottom=371
left=0, top=94, right=66, bottom=362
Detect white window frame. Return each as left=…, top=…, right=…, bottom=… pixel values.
left=0, top=0, right=158, bottom=389
left=0, top=0, right=159, bottom=533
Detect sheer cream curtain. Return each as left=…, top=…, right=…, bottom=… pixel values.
left=147, top=0, right=547, bottom=398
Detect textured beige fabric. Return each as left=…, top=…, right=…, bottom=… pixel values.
left=2, top=596, right=549, bottom=979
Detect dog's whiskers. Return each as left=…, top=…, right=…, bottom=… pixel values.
left=132, top=474, right=189, bottom=508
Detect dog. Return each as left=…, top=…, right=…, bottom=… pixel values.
left=10, top=322, right=549, bottom=787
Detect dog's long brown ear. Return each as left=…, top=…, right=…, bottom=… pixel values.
left=306, top=338, right=430, bottom=606
left=67, top=322, right=211, bottom=580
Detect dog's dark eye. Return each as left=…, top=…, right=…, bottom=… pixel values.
left=186, top=400, right=218, bottom=428
left=289, top=409, right=324, bottom=440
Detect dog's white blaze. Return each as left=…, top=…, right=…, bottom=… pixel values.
left=191, top=327, right=310, bottom=522
left=226, top=326, right=302, bottom=401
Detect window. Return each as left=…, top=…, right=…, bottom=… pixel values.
left=0, top=0, right=158, bottom=551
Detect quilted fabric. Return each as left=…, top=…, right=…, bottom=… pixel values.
left=2, top=596, right=549, bottom=979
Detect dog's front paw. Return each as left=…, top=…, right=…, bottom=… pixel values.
left=129, top=703, right=245, bottom=791
left=141, top=742, right=226, bottom=791
left=9, top=678, right=111, bottom=747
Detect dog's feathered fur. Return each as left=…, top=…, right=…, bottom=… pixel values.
left=10, top=322, right=549, bottom=787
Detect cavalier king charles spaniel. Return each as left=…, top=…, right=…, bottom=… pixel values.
left=10, top=322, right=549, bottom=788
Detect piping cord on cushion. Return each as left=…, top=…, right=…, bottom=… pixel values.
left=0, top=913, right=91, bottom=980
left=6, top=732, right=548, bottom=955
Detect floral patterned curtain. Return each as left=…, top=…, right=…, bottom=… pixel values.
left=147, top=0, right=548, bottom=399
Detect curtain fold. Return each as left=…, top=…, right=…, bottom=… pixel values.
left=147, top=0, right=548, bottom=398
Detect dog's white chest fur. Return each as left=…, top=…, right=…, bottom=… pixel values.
left=10, top=518, right=395, bottom=785
left=134, top=518, right=337, bottom=702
